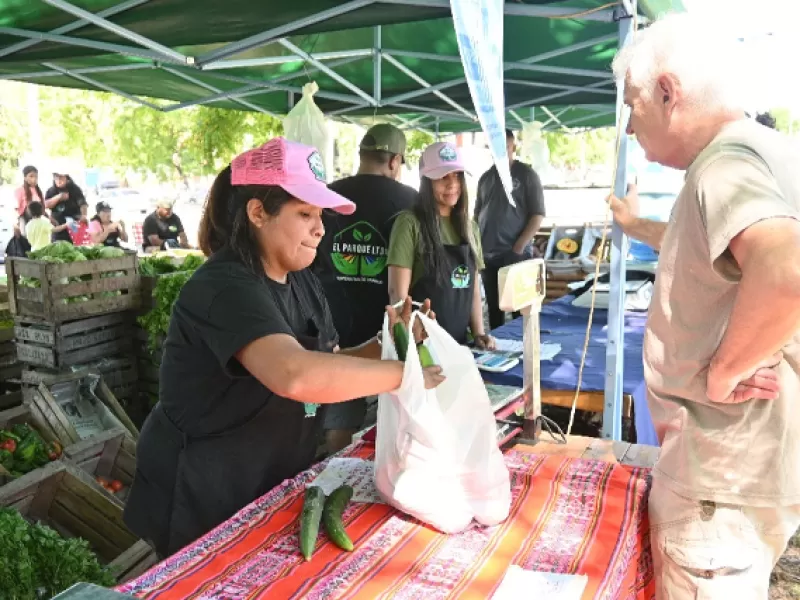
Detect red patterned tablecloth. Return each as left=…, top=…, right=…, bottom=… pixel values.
left=117, top=442, right=655, bottom=599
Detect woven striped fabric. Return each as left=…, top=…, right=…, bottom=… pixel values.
left=117, top=443, right=655, bottom=600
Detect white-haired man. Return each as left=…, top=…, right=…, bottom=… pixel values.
left=610, top=13, right=800, bottom=599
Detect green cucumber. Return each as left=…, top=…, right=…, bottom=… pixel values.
left=418, top=344, right=436, bottom=368
left=323, top=484, right=354, bottom=552
left=299, top=486, right=325, bottom=561
left=393, top=321, right=410, bottom=362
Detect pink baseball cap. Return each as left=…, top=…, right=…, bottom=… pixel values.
left=231, top=137, right=355, bottom=215
left=419, top=142, right=470, bottom=180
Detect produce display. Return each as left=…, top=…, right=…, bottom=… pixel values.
left=0, top=424, right=62, bottom=477
left=298, top=484, right=354, bottom=561
left=0, top=507, right=115, bottom=599
left=95, top=476, right=124, bottom=494
left=19, top=242, right=128, bottom=303
left=137, top=255, right=204, bottom=351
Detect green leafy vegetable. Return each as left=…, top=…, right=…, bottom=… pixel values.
left=0, top=423, right=56, bottom=475
left=138, top=271, right=195, bottom=352
left=0, top=508, right=115, bottom=599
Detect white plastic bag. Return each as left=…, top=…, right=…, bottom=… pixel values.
left=374, top=311, right=512, bottom=533
left=283, top=81, right=333, bottom=181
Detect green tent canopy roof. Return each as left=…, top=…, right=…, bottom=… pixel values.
left=0, top=0, right=684, bottom=131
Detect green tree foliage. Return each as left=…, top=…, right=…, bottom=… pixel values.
left=543, top=127, right=617, bottom=168
left=405, top=129, right=435, bottom=165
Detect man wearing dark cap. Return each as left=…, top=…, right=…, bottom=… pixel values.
left=314, top=123, right=417, bottom=452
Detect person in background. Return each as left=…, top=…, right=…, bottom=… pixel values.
left=755, top=111, right=777, bottom=130
left=88, top=201, right=127, bottom=247
left=142, top=199, right=190, bottom=252
left=45, top=170, right=88, bottom=244
left=24, top=201, right=68, bottom=252
left=388, top=141, right=494, bottom=349
left=475, top=129, right=546, bottom=329
left=124, top=137, right=443, bottom=558
left=609, top=13, right=800, bottom=598
left=13, top=165, right=44, bottom=236
left=313, top=123, right=418, bottom=453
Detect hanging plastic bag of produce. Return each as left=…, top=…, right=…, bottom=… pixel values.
left=374, top=310, right=511, bottom=534
left=283, top=81, right=333, bottom=181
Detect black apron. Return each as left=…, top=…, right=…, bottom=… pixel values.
left=411, top=243, right=475, bottom=345
left=124, top=275, right=335, bottom=558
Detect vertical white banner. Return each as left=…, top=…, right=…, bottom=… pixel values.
left=451, top=0, right=515, bottom=207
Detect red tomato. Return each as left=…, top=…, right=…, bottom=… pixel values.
left=109, top=480, right=123, bottom=492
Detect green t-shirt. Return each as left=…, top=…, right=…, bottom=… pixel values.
left=387, top=210, right=485, bottom=287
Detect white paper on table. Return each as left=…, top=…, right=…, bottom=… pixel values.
left=491, top=566, right=588, bottom=600
left=308, top=458, right=384, bottom=504
left=493, top=338, right=561, bottom=361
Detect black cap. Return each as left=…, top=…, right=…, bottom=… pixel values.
left=96, top=201, right=112, bottom=213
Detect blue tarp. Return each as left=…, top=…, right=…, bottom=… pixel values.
left=484, top=295, right=659, bottom=446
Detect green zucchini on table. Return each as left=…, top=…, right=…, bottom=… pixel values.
left=299, top=486, right=325, bottom=561
left=323, top=484, right=355, bottom=552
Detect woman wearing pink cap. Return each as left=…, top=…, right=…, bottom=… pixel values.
left=387, top=142, right=495, bottom=349
left=124, top=137, right=444, bottom=558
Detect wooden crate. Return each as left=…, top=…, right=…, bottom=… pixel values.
left=0, top=460, right=156, bottom=583
left=0, top=403, right=60, bottom=485
left=23, top=355, right=138, bottom=402
left=24, top=372, right=139, bottom=447
left=6, top=254, right=140, bottom=323
left=63, top=428, right=136, bottom=505
left=15, top=313, right=133, bottom=369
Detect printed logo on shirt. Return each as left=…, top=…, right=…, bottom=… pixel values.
left=512, top=177, right=521, bottom=192
left=439, top=145, right=458, bottom=162
left=451, top=264, right=471, bottom=289
left=168, top=225, right=178, bottom=233
left=331, top=221, right=388, bottom=284
left=308, top=151, right=326, bottom=182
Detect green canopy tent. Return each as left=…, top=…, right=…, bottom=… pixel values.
left=0, top=0, right=684, bottom=441
left=0, top=0, right=679, bottom=132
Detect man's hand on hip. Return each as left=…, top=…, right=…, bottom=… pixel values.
left=707, top=351, right=783, bottom=403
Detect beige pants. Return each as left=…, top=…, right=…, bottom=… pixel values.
left=649, top=476, right=800, bottom=600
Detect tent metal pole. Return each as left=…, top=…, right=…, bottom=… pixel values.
left=202, top=49, right=373, bottom=71
left=42, top=0, right=191, bottom=64
left=0, top=26, right=176, bottom=63
left=0, top=0, right=150, bottom=60
left=373, top=26, right=382, bottom=105
left=392, top=102, right=473, bottom=122
left=555, top=108, right=616, bottom=130
left=385, top=50, right=609, bottom=79
left=161, top=66, right=277, bottom=115
left=541, top=105, right=571, bottom=127
left=541, top=106, right=568, bottom=131
left=510, top=110, right=525, bottom=127
left=378, top=0, right=617, bottom=22
left=382, top=54, right=474, bottom=120
left=279, top=39, right=376, bottom=105
left=505, top=79, right=615, bottom=96
left=601, top=6, right=635, bottom=442
left=0, top=63, right=152, bottom=81
left=41, top=62, right=163, bottom=110
left=197, top=0, right=375, bottom=66
left=506, top=80, right=614, bottom=111
left=381, top=77, right=464, bottom=106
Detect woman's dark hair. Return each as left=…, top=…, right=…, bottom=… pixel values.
left=22, top=166, right=43, bottom=207
left=27, top=201, right=44, bottom=219
left=413, top=172, right=475, bottom=286
left=198, top=165, right=293, bottom=271
left=755, top=112, right=777, bottom=130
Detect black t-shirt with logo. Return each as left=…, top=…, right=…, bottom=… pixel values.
left=142, top=211, right=184, bottom=250
left=475, top=160, right=546, bottom=261
left=45, top=182, right=88, bottom=243
left=313, top=174, right=417, bottom=348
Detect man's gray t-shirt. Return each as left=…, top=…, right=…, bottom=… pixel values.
left=645, top=119, right=800, bottom=506
left=475, top=160, right=545, bottom=261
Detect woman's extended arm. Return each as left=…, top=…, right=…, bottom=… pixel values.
left=388, top=266, right=411, bottom=305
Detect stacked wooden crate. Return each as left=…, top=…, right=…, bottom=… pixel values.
left=7, top=253, right=141, bottom=411
left=0, top=460, right=156, bottom=584
left=0, top=285, right=23, bottom=410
